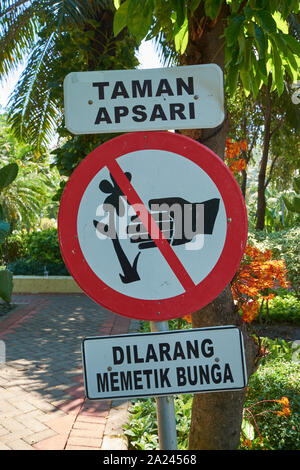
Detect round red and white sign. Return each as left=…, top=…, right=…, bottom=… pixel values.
left=58, top=131, right=247, bottom=321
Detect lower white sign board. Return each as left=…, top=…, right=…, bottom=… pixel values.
left=82, top=326, right=247, bottom=400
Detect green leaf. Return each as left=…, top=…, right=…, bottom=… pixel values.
left=270, top=38, right=284, bottom=96
left=190, top=0, right=201, bottom=15
left=225, top=15, right=245, bottom=47
left=0, top=163, right=18, bottom=191
left=281, top=0, right=295, bottom=19
left=0, top=269, right=13, bottom=304
left=256, top=58, right=268, bottom=84
left=285, top=47, right=299, bottom=77
left=226, top=65, right=239, bottom=96
left=113, top=0, right=129, bottom=36
left=204, top=0, right=223, bottom=19
left=174, top=17, right=189, bottom=54
left=241, top=419, right=255, bottom=441
left=249, top=65, right=261, bottom=98
left=243, top=6, right=254, bottom=21
left=254, top=23, right=267, bottom=59
left=240, top=67, right=251, bottom=96
left=127, top=0, right=154, bottom=43
left=273, top=11, right=289, bottom=33
left=175, top=0, right=186, bottom=29
left=236, top=34, right=246, bottom=65
left=255, top=10, right=277, bottom=34
left=283, top=33, right=300, bottom=57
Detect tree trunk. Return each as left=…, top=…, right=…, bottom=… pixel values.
left=241, top=169, right=247, bottom=198
left=180, top=3, right=260, bottom=450
left=256, top=84, right=272, bottom=230
left=188, top=286, right=259, bottom=449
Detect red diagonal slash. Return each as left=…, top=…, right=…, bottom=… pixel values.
left=107, top=158, right=196, bottom=292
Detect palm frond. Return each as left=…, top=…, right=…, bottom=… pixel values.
left=7, top=31, right=60, bottom=154
left=48, top=0, right=115, bottom=27
left=152, top=32, right=179, bottom=68
left=1, top=0, right=126, bottom=154
left=0, top=1, right=38, bottom=79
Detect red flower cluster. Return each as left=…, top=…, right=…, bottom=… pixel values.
left=183, top=245, right=288, bottom=325
left=231, top=245, right=289, bottom=323
left=225, top=138, right=248, bottom=174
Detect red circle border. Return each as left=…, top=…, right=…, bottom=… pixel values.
left=58, top=131, right=248, bottom=321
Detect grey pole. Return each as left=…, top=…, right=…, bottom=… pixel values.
left=150, top=320, right=178, bottom=450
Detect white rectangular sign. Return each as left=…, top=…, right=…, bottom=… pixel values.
left=82, top=326, right=247, bottom=400
left=64, top=64, right=224, bottom=134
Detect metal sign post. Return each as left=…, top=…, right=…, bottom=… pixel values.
left=150, top=320, right=177, bottom=450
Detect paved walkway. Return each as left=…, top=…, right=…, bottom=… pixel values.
left=0, top=294, right=140, bottom=450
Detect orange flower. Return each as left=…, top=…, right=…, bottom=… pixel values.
left=277, top=397, right=290, bottom=407
left=241, top=438, right=252, bottom=448
left=277, top=407, right=291, bottom=417
left=184, top=314, right=192, bottom=324
left=231, top=244, right=288, bottom=324
left=241, top=299, right=260, bottom=323
left=225, top=138, right=248, bottom=174
left=240, top=140, right=248, bottom=151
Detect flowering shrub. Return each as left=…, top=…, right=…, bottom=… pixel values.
left=231, top=245, right=289, bottom=323
left=241, top=396, right=292, bottom=448
left=224, top=138, right=247, bottom=174
left=184, top=245, right=289, bottom=325
left=241, top=338, right=299, bottom=450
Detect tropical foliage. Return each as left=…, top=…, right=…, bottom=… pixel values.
left=0, top=0, right=138, bottom=156
left=0, top=114, right=60, bottom=231
left=114, top=0, right=300, bottom=96
left=124, top=335, right=300, bottom=450
left=0, top=0, right=299, bottom=451
left=0, top=161, right=18, bottom=303
left=231, top=244, right=289, bottom=323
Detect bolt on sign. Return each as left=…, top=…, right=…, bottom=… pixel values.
left=82, top=327, right=247, bottom=400
left=63, top=64, right=224, bottom=134
left=58, top=131, right=248, bottom=321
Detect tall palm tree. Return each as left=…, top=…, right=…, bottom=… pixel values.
left=0, top=0, right=138, bottom=155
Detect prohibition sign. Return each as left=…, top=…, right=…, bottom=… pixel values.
left=58, top=131, right=248, bottom=321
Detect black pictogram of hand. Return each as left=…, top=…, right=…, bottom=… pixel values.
left=127, top=197, right=220, bottom=250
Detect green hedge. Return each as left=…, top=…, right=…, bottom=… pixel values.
left=8, top=259, right=68, bottom=276
left=0, top=230, right=28, bottom=262
left=260, top=291, right=300, bottom=325
left=2, top=227, right=300, bottom=287
left=1, top=228, right=69, bottom=275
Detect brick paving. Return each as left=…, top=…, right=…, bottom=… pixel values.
left=0, top=294, right=140, bottom=450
